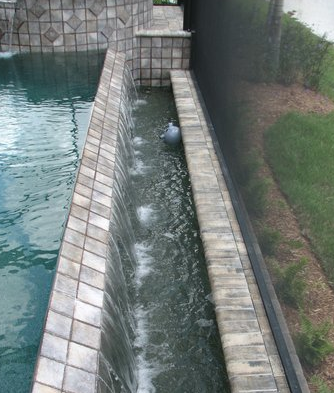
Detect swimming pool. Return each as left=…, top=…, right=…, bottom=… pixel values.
left=0, top=51, right=104, bottom=393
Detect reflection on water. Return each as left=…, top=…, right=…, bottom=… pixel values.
left=284, top=0, right=334, bottom=41
left=0, top=51, right=104, bottom=393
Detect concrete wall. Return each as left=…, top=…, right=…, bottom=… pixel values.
left=0, top=0, right=153, bottom=57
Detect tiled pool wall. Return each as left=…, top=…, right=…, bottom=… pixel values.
left=134, top=30, right=191, bottom=86
left=32, top=48, right=127, bottom=393
left=0, top=0, right=153, bottom=53
left=0, top=1, right=191, bottom=86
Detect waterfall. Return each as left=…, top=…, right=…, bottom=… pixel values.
left=0, top=0, right=16, bottom=55
left=97, top=66, right=139, bottom=393
left=95, top=65, right=227, bottom=393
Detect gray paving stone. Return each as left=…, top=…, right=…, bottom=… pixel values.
left=45, top=310, right=72, bottom=339
left=54, top=273, right=78, bottom=297
left=58, top=257, right=81, bottom=280
left=40, top=332, right=68, bottom=363
left=74, top=300, right=102, bottom=327
left=80, top=265, right=105, bottom=290
left=32, top=382, right=61, bottom=393
left=86, top=223, right=109, bottom=244
left=68, top=341, right=98, bottom=373
left=70, top=204, right=89, bottom=222
left=63, top=366, right=96, bottom=393
left=85, top=236, right=108, bottom=257
left=35, top=357, right=65, bottom=390
left=50, top=290, right=76, bottom=318
left=67, top=215, right=88, bottom=235
left=72, top=192, right=91, bottom=210
left=88, top=212, right=110, bottom=231
left=82, top=250, right=106, bottom=273
left=72, top=320, right=101, bottom=349
left=78, top=282, right=104, bottom=308
left=63, top=228, right=86, bottom=249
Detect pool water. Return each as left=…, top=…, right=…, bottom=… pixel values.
left=0, top=51, right=104, bottom=393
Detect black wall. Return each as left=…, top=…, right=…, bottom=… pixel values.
left=189, top=0, right=230, bottom=152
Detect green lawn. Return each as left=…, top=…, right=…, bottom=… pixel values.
left=265, top=111, right=334, bottom=284
left=320, top=47, right=334, bottom=101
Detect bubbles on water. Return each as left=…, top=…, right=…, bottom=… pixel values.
left=133, top=137, right=146, bottom=146
left=196, top=319, right=214, bottom=328
left=136, top=355, right=157, bottom=393
left=137, top=205, right=156, bottom=226
left=163, top=232, right=175, bottom=239
left=134, top=242, right=153, bottom=287
left=134, top=306, right=148, bottom=348
left=134, top=99, right=148, bottom=108
left=134, top=306, right=161, bottom=393
left=205, top=293, right=215, bottom=305
left=0, top=52, right=16, bottom=59
left=130, top=159, right=149, bottom=176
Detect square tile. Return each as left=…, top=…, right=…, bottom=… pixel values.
left=35, top=357, right=65, bottom=390
left=68, top=342, right=98, bottom=373
left=72, top=320, right=101, bottom=349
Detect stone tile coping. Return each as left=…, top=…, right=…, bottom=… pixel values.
left=137, top=5, right=190, bottom=38
left=151, top=5, right=184, bottom=31
left=170, top=70, right=291, bottom=393
left=136, top=29, right=191, bottom=38
left=31, top=48, right=127, bottom=393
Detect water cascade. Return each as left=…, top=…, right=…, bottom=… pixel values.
left=96, top=78, right=228, bottom=392
left=0, top=0, right=16, bottom=56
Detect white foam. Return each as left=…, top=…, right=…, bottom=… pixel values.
left=134, top=306, right=149, bottom=348
left=0, top=51, right=15, bottom=59
left=163, top=232, right=175, bottom=239
left=136, top=355, right=157, bottom=393
left=135, top=99, right=148, bottom=107
left=133, top=136, right=146, bottom=146
left=130, top=159, right=149, bottom=175
left=135, top=243, right=153, bottom=287
left=196, top=318, right=214, bottom=328
left=137, top=205, right=156, bottom=225
left=134, top=306, right=159, bottom=393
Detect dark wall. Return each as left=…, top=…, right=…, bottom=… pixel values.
left=190, top=0, right=230, bottom=151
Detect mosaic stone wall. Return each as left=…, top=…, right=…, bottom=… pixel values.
left=0, top=0, right=153, bottom=54
left=135, top=31, right=191, bottom=86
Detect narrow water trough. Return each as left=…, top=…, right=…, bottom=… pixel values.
left=32, top=49, right=289, bottom=393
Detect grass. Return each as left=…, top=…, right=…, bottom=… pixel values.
left=319, top=47, right=334, bottom=101
left=294, top=312, right=334, bottom=367
left=265, top=111, right=334, bottom=283
left=272, top=258, right=307, bottom=308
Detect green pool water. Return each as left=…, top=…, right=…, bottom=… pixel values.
left=0, top=51, right=104, bottom=393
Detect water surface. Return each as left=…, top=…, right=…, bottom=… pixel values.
left=131, top=89, right=229, bottom=392
left=0, top=51, right=104, bottom=393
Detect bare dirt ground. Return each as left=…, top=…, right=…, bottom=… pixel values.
left=236, top=81, right=334, bottom=391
